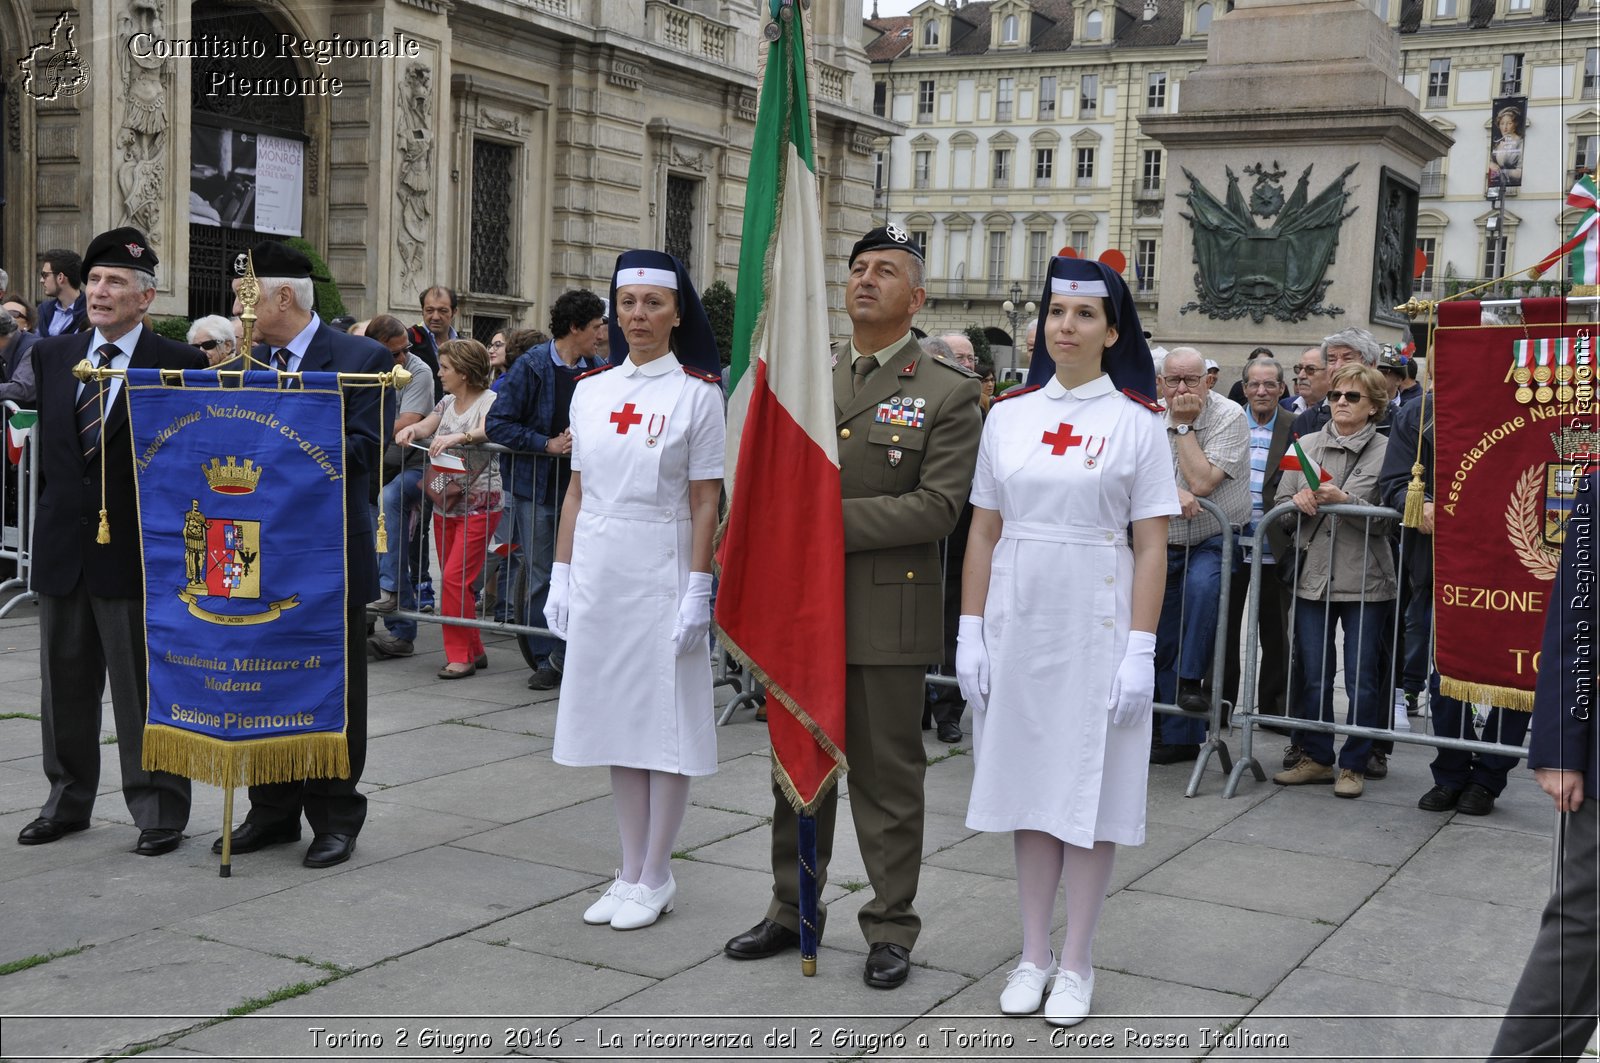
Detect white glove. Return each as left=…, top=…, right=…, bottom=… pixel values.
left=544, top=562, right=570, bottom=639
left=955, top=615, right=990, bottom=713
left=1108, top=630, right=1158, bottom=728
left=671, top=571, right=714, bottom=656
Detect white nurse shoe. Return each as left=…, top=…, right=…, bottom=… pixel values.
left=582, top=873, right=636, bottom=925
left=999, top=951, right=1058, bottom=1014
left=1043, top=968, right=1094, bottom=1027
left=611, top=873, right=676, bottom=930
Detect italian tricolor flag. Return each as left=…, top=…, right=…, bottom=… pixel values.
left=1279, top=435, right=1332, bottom=485
left=1532, top=174, right=1598, bottom=289
left=6, top=409, right=36, bottom=465
left=713, top=1, right=846, bottom=813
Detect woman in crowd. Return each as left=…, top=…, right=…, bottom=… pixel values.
left=977, top=359, right=997, bottom=413
left=4, top=300, right=35, bottom=333
left=544, top=250, right=724, bottom=932
left=1272, top=363, right=1394, bottom=799
left=394, top=338, right=503, bottom=678
left=960, top=256, right=1178, bottom=1026
left=186, top=314, right=237, bottom=367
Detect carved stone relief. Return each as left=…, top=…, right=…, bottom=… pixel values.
left=117, top=0, right=169, bottom=243
left=395, top=61, right=436, bottom=289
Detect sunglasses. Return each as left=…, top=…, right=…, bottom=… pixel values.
left=194, top=339, right=227, bottom=351
left=1328, top=390, right=1370, bottom=405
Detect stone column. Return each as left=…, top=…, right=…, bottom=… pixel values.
left=1141, top=0, right=1454, bottom=362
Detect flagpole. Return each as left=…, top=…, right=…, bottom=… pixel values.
left=219, top=785, right=234, bottom=878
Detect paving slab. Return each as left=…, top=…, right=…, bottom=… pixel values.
left=0, top=714, right=40, bottom=762
left=469, top=858, right=774, bottom=979
left=1300, top=880, right=1541, bottom=1008
left=171, top=938, right=653, bottom=1060
left=177, top=845, right=596, bottom=969
left=364, top=722, right=549, bottom=786
left=467, top=701, right=561, bottom=737
left=1240, top=966, right=1505, bottom=1061
left=667, top=751, right=784, bottom=819
left=453, top=795, right=764, bottom=878
left=925, top=818, right=1202, bottom=895
left=1211, top=785, right=1446, bottom=866
left=366, top=754, right=613, bottom=823
left=0, top=808, right=146, bottom=882
left=1129, top=838, right=1393, bottom=923
left=1385, top=821, right=1554, bottom=911
left=1093, top=890, right=1333, bottom=998
left=0, top=761, right=44, bottom=815
left=0, top=930, right=310, bottom=1060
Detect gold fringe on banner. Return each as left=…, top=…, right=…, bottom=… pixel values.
left=1437, top=677, right=1535, bottom=713
left=141, top=724, right=350, bottom=787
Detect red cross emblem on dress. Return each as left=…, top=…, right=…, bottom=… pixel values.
left=1041, top=422, right=1085, bottom=456
left=610, top=402, right=644, bottom=434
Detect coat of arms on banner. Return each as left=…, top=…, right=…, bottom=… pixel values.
left=177, top=457, right=297, bottom=625
left=1507, top=426, right=1600, bottom=580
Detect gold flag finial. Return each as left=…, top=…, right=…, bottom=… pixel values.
left=238, top=250, right=263, bottom=366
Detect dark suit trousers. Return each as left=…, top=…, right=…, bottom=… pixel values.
left=38, top=583, right=190, bottom=829
left=243, top=603, right=368, bottom=835
left=767, top=663, right=927, bottom=950
left=1489, top=798, right=1599, bottom=1063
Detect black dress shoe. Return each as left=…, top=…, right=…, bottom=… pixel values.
left=17, top=817, right=89, bottom=845
left=303, top=833, right=356, bottom=868
left=724, top=918, right=800, bottom=959
left=135, top=828, right=183, bottom=856
left=863, top=942, right=911, bottom=989
left=937, top=720, right=962, bottom=743
left=527, top=665, right=560, bottom=690
left=211, top=819, right=301, bottom=855
left=1149, top=742, right=1200, bottom=765
left=1456, top=782, right=1496, bottom=816
left=1176, top=679, right=1210, bottom=715
left=1417, top=784, right=1460, bottom=812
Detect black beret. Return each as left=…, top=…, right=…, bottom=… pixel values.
left=231, top=240, right=313, bottom=281
left=83, top=227, right=158, bottom=274
left=849, top=223, right=924, bottom=266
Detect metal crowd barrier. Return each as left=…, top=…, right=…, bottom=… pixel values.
left=371, top=441, right=751, bottom=701
left=717, top=495, right=1239, bottom=801
left=1222, top=499, right=1530, bottom=799
left=0, top=402, right=38, bottom=617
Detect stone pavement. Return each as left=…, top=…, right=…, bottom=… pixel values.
left=0, top=601, right=1571, bottom=1063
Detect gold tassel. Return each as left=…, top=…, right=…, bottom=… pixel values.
left=376, top=511, right=388, bottom=554
left=1401, top=462, right=1426, bottom=529
left=96, top=509, right=110, bottom=544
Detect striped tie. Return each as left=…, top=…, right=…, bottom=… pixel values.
left=77, top=343, right=118, bottom=458
left=272, top=348, right=291, bottom=371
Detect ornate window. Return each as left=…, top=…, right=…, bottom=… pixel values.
left=987, top=231, right=1009, bottom=294
left=918, top=79, right=936, bottom=121
left=1427, top=59, right=1451, bottom=105
left=1586, top=49, right=1599, bottom=100
left=997, top=78, right=1015, bottom=122
left=1194, top=2, right=1213, bottom=31
left=1002, top=14, right=1020, bottom=42
left=665, top=175, right=697, bottom=266
left=1075, top=146, right=1096, bottom=186
left=1420, top=157, right=1445, bottom=196
left=1027, top=230, right=1049, bottom=287
left=1141, top=149, right=1163, bottom=192
left=914, top=149, right=932, bottom=189
left=1146, top=72, right=1168, bottom=112
left=1034, top=148, right=1054, bottom=187
left=1135, top=239, right=1158, bottom=293
left=923, top=19, right=940, bottom=47
left=993, top=148, right=1013, bottom=188
left=470, top=139, right=514, bottom=295
left=1413, top=236, right=1437, bottom=295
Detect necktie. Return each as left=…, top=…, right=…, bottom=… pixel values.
left=77, top=343, right=117, bottom=458
left=272, top=348, right=291, bottom=372
left=852, top=356, right=875, bottom=395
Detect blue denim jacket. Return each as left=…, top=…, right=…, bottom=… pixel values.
left=484, top=340, right=601, bottom=501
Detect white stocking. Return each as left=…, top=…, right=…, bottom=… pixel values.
left=1059, top=840, right=1116, bottom=979
left=610, top=766, right=650, bottom=884
left=642, top=770, right=692, bottom=889
left=1014, top=829, right=1066, bottom=968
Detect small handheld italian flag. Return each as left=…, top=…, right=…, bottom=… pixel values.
left=1279, top=435, right=1332, bottom=484
left=6, top=409, right=36, bottom=465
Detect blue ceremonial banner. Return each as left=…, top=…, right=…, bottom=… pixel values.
left=128, top=370, right=350, bottom=786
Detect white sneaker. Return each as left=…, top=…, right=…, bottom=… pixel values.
left=1043, top=969, right=1094, bottom=1027
left=611, top=874, right=675, bottom=930
left=582, top=873, right=636, bottom=925
left=998, top=951, right=1058, bottom=1015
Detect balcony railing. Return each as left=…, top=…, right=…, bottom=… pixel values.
left=1132, top=178, right=1163, bottom=201
left=1419, top=172, right=1444, bottom=196
left=817, top=63, right=850, bottom=103
left=646, top=1, right=733, bottom=65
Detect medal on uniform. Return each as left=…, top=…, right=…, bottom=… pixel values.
left=1511, top=340, right=1532, bottom=386
left=1515, top=385, right=1535, bottom=404
left=645, top=413, right=666, bottom=448
left=1536, top=385, right=1554, bottom=404
left=1557, top=338, right=1576, bottom=383
left=1083, top=436, right=1106, bottom=469
left=1533, top=340, right=1554, bottom=385
left=913, top=397, right=926, bottom=409
left=887, top=447, right=903, bottom=467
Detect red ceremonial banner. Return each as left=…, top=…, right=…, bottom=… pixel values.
left=1434, top=298, right=1595, bottom=709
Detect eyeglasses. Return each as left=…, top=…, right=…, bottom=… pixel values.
left=1328, top=390, right=1369, bottom=405
left=38, top=271, right=56, bottom=280
left=1162, top=374, right=1204, bottom=388
left=1293, top=364, right=1324, bottom=375
left=194, top=339, right=226, bottom=351
left=488, top=339, right=506, bottom=349
left=5, top=309, right=25, bottom=319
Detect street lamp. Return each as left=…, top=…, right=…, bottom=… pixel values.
left=1001, top=281, right=1036, bottom=380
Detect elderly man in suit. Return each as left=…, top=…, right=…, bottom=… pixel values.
left=210, top=240, right=390, bottom=869
left=1488, top=468, right=1600, bottom=1062
left=724, top=225, right=982, bottom=990
left=18, top=227, right=204, bottom=856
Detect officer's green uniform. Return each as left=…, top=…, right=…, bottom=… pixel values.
left=766, top=332, right=982, bottom=950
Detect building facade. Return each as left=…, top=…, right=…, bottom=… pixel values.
left=0, top=0, right=891, bottom=339
left=867, top=0, right=1598, bottom=352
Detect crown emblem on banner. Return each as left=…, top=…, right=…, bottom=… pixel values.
left=1550, top=427, right=1600, bottom=460
left=202, top=456, right=263, bottom=495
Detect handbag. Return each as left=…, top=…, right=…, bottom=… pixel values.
left=423, top=469, right=463, bottom=511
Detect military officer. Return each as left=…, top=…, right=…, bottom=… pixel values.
left=724, top=225, right=982, bottom=989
